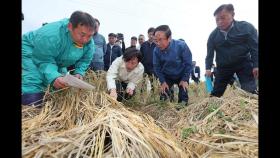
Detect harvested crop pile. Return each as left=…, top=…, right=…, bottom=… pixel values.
left=130, top=77, right=258, bottom=158
left=22, top=72, right=188, bottom=157
left=174, top=87, right=258, bottom=158
left=22, top=71, right=258, bottom=157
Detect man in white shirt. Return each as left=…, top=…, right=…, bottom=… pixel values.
left=106, top=48, right=144, bottom=101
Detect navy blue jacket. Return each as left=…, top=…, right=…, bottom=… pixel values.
left=140, top=41, right=157, bottom=75
left=104, top=44, right=123, bottom=71
left=153, top=39, right=192, bottom=83
left=206, top=20, right=258, bottom=70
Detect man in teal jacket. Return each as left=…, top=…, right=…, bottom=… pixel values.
left=22, top=11, right=96, bottom=106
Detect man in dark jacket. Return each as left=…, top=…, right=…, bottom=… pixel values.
left=205, top=4, right=258, bottom=97
left=104, top=33, right=123, bottom=71
left=140, top=27, right=157, bottom=91
left=140, top=27, right=157, bottom=77
left=191, top=61, right=200, bottom=84
left=153, top=25, right=192, bottom=105
left=125, top=36, right=137, bottom=52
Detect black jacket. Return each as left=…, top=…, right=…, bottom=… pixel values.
left=191, top=66, right=200, bottom=80
left=140, top=41, right=157, bottom=75
left=205, top=20, right=258, bottom=70
left=104, top=44, right=123, bottom=71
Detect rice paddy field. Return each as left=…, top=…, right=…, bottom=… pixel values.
left=22, top=71, right=258, bottom=158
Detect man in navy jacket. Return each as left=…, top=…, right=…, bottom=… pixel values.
left=205, top=4, right=258, bottom=96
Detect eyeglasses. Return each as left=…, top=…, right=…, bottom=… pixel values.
left=154, top=38, right=167, bottom=43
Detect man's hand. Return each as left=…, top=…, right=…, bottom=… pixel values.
left=53, top=77, right=67, bottom=89
left=161, top=82, right=169, bottom=95
left=252, top=68, right=258, bottom=79
left=109, top=88, right=117, bottom=99
left=126, top=88, right=134, bottom=96
left=179, top=81, right=188, bottom=92
left=74, top=74, right=83, bottom=80
left=205, top=70, right=212, bottom=77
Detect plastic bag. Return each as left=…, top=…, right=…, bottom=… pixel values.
left=205, top=76, right=213, bottom=93
left=63, top=74, right=95, bottom=90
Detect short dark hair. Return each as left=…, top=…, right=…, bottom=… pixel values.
left=148, top=27, right=155, bottom=34
left=123, top=48, right=142, bottom=62
left=95, top=18, right=100, bottom=25
left=214, top=4, right=234, bottom=16
left=138, top=34, right=144, bottom=38
left=131, top=36, right=137, bottom=41
left=69, top=11, right=96, bottom=31
left=154, top=25, right=172, bottom=38
left=108, top=33, right=117, bottom=37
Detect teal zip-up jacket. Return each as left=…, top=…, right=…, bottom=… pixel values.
left=22, top=18, right=95, bottom=94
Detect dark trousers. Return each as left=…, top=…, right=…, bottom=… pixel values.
left=116, top=81, right=135, bottom=102
left=160, top=78, right=189, bottom=103
left=22, top=92, right=45, bottom=106
left=211, top=61, right=257, bottom=97
left=192, top=77, right=200, bottom=84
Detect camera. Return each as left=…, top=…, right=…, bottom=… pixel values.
left=117, top=33, right=124, bottom=41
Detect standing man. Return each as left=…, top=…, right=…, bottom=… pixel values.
left=90, top=18, right=106, bottom=71
left=205, top=4, right=258, bottom=97
left=191, top=61, right=200, bottom=84
left=126, top=36, right=137, bottom=51
left=153, top=25, right=192, bottom=105
left=140, top=27, right=157, bottom=79
left=104, top=33, right=123, bottom=71
left=137, top=34, right=145, bottom=50
left=22, top=11, right=96, bottom=106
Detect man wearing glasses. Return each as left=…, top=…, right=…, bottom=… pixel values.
left=153, top=25, right=192, bottom=106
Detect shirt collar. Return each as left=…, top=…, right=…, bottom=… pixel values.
left=220, top=21, right=234, bottom=33
left=160, top=39, right=173, bottom=53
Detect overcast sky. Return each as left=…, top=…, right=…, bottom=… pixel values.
left=22, top=0, right=258, bottom=81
